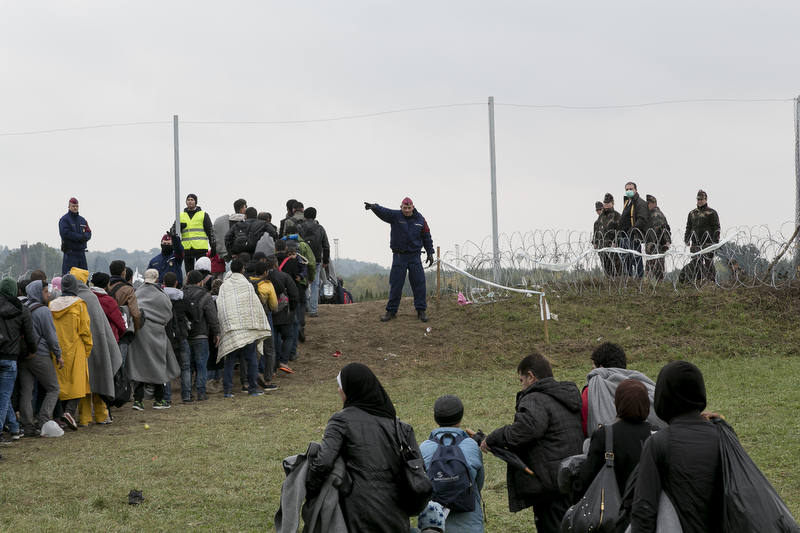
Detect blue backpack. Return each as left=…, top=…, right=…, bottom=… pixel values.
left=427, top=433, right=476, bottom=512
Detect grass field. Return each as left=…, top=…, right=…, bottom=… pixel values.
left=1, top=284, right=798, bottom=532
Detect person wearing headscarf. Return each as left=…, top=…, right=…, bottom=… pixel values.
left=572, top=379, right=653, bottom=504
left=70, top=268, right=122, bottom=425
left=306, top=363, right=414, bottom=532
left=19, top=281, right=63, bottom=437
left=48, top=274, right=92, bottom=430
left=631, top=361, right=722, bottom=532
left=125, top=269, right=181, bottom=410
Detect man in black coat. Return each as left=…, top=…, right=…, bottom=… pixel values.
left=618, top=182, right=649, bottom=278
left=480, top=353, right=583, bottom=533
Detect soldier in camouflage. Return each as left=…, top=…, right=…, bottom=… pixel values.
left=683, top=189, right=721, bottom=283
left=596, top=193, right=621, bottom=276
left=644, top=194, right=671, bottom=280
left=593, top=201, right=603, bottom=248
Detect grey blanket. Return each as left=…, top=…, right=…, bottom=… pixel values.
left=125, top=283, right=180, bottom=384
left=275, top=441, right=348, bottom=533
left=586, top=367, right=667, bottom=435
left=75, top=281, right=122, bottom=397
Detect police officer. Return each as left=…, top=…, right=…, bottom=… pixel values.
left=59, top=197, right=91, bottom=275
left=364, top=197, right=434, bottom=322
left=179, top=194, right=216, bottom=271
left=683, top=189, right=721, bottom=283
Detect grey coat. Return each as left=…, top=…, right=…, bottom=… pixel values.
left=125, top=283, right=180, bottom=384
left=75, top=280, right=122, bottom=397
left=275, top=441, right=348, bottom=533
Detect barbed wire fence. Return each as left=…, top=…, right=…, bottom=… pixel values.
left=433, top=222, right=800, bottom=306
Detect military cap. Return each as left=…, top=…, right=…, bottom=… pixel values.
left=697, top=189, right=707, bottom=200
left=603, top=193, right=614, bottom=203
left=595, top=201, right=603, bottom=210
left=646, top=194, right=657, bottom=204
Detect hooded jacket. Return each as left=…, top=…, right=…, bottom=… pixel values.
left=183, top=284, right=220, bottom=339
left=485, top=377, right=584, bottom=512
left=91, top=287, right=126, bottom=342
left=49, top=276, right=92, bottom=401
left=0, top=293, right=37, bottom=360
left=25, top=280, right=61, bottom=358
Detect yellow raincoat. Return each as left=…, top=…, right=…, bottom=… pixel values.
left=49, top=296, right=93, bottom=401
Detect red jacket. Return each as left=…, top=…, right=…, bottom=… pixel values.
left=96, top=291, right=126, bottom=342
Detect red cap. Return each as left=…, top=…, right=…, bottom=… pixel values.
left=401, top=197, right=413, bottom=206
left=69, top=197, right=78, bottom=204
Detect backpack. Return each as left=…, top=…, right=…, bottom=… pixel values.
left=231, top=219, right=253, bottom=254
left=427, top=433, right=476, bottom=513
left=298, top=221, right=323, bottom=261
left=100, top=364, right=132, bottom=408
left=250, top=278, right=289, bottom=315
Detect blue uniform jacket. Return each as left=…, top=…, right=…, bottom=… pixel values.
left=148, top=234, right=185, bottom=287
left=419, top=426, right=485, bottom=532
left=371, top=204, right=434, bottom=256
left=59, top=211, right=91, bottom=252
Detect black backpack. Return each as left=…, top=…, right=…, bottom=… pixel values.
left=298, top=222, right=323, bottom=261
left=427, top=433, right=476, bottom=512
left=231, top=219, right=253, bottom=254
left=101, top=365, right=131, bottom=408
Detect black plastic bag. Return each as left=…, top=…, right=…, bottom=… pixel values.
left=715, top=419, right=800, bottom=533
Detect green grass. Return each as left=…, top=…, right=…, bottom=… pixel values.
left=1, top=286, right=799, bottom=531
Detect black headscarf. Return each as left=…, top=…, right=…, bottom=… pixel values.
left=615, top=379, right=650, bottom=423
left=61, top=274, right=79, bottom=297
left=340, top=363, right=396, bottom=419
left=654, top=360, right=707, bottom=423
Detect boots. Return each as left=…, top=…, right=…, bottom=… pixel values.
left=380, top=312, right=397, bottom=322
left=417, top=309, right=429, bottom=323
left=206, top=379, right=222, bottom=394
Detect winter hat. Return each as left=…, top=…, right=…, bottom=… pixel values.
left=434, top=394, right=464, bottom=426
left=304, top=207, right=317, bottom=220
left=253, top=251, right=268, bottom=261
left=91, top=272, right=110, bottom=288
left=417, top=501, right=446, bottom=532
left=186, top=193, right=198, bottom=202
left=61, top=274, right=79, bottom=297
left=697, top=189, right=707, bottom=200
left=654, top=360, right=707, bottom=423
left=186, top=270, right=204, bottom=285
left=0, top=277, right=17, bottom=300
left=69, top=197, right=78, bottom=204
left=595, top=201, right=603, bottom=210
left=51, top=277, right=62, bottom=290
left=603, top=193, right=614, bottom=203
left=615, top=379, right=650, bottom=423
left=401, top=197, right=413, bottom=206
left=144, top=269, right=159, bottom=284
left=194, top=257, right=212, bottom=272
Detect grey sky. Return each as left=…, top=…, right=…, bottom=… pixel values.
left=2, top=2, right=799, bottom=268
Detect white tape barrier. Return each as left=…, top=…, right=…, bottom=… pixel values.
left=437, top=259, right=551, bottom=321
left=516, top=230, right=745, bottom=272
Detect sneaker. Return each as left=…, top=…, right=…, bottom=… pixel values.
left=132, top=401, right=145, bottom=411
left=263, top=383, right=278, bottom=392
left=0, top=437, right=12, bottom=446
left=153, top=400, right=171, bottom=410
left=257, top=373, right=267, bottom=388
left=196, top=393, right=208, bottom=401
left=61, top=413, right=79, bottom=430
left=380, top=312, right=396, bottom=322
left=164, top=399, right=172, bottom=407
left=22, top=428, right=41, bottom=438
left=249, top=390, right=264, bottom=396
left=223, top=393, right=234, bottom=398
left=241, top=383, right=249, bottom=392
left=182, top=397, right=195, bottom=404
left=97, top=418, right=113, bottom=425
left=310, top=312, right=319, bottom=318
left=10, top=431, right=22, bottom=440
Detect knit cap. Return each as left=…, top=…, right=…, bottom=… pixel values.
left=434, top=394, right=464, bottom=426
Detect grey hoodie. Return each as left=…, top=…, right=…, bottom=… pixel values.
left=25, top=281, right=61, bottom=358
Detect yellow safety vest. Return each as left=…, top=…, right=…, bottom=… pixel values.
left=180, top=210, right=209, bottom=250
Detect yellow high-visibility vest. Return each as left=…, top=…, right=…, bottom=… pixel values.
left=180, top=210, right=209, bottom=250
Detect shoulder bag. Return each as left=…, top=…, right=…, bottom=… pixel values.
left=394, top=417, right=433, bottom=517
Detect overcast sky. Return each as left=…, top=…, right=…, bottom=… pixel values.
left=2, top=2, right=799, bottom=269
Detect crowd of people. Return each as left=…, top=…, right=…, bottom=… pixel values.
left=593, top=183, right=721, bottom=283
left=284, top=345, right=731, bottom=533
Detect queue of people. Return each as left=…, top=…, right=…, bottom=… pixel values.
left=593, top=185, right=721, bottom=282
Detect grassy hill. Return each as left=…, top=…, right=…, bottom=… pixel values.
left=0, top=284, right=797, bottom=531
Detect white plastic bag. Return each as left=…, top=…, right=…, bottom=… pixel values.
left=41, top=420, right=65, bottom=438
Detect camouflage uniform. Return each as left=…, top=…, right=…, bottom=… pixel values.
left=644, top=205, right=671, bottom=281
left=596, top=208, right=621, bottom=276
left=683, top=194, right=720, bottom=283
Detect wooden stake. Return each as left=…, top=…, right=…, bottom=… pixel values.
left=436, top=246, right=441, bottom=311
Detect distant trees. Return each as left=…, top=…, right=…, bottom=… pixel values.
left=0, top=242, right=63, bottom=280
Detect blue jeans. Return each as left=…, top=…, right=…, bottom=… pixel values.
left=309, top=263, right=322, bottom=313
left=223, top=341, right=258, bottom=395
left=185, top=338, right=209, bottom=396
left=388, top=252, right=427, bottom=312
left=0, top=360, right=19, bottom=434
left=273, top=323, right=294, bottom=369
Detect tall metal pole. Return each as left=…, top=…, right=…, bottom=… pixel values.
left=488, top=97, right=501, bottom=284
left=795, top=97, right=800, bottom=275
left=174, top=115, right=181, bottom=235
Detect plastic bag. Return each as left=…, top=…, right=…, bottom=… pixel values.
left=715, top=419, right=800, bottom=533
left=41, top=420, right=65, bottom=437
